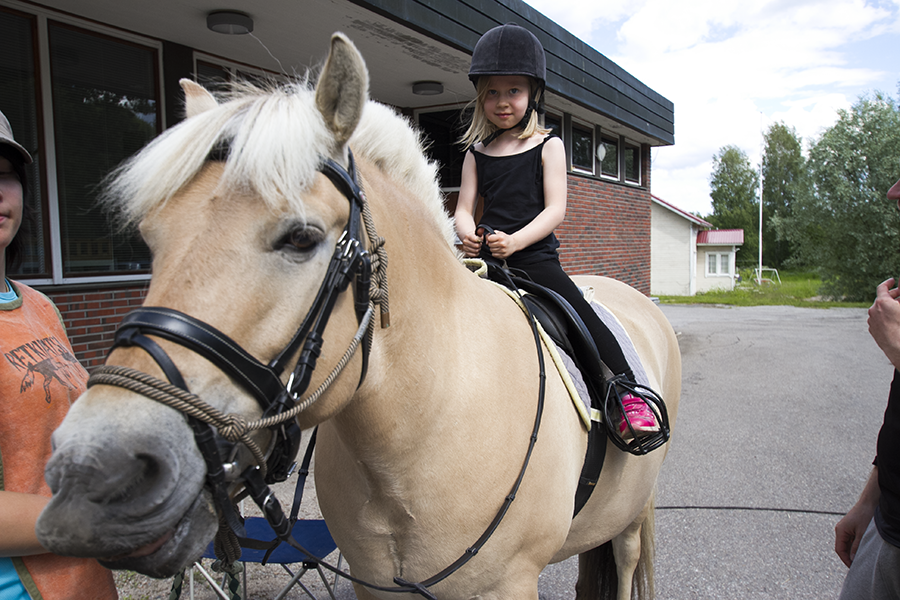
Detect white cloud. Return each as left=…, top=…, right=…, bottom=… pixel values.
left=524, top=0, right=899, bottom=215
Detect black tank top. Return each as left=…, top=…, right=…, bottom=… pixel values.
left=471, top=135, right=560, bottom=265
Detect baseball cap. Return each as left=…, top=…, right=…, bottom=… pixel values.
left=0, top=110, right=33, bottom=165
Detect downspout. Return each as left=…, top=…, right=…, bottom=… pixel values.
left=689, top=225, right=698, bottom=296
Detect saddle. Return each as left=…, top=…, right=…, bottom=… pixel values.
left=484, top=265, right=608, bottom=517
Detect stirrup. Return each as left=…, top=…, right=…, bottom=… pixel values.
left=602, top=375, right=670, bottom=456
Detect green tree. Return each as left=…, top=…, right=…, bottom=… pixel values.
left=707, top=145, right=760, bottom=268
left=775, top=92, right=900, bottom=301
left=761, top=122, right=805, bottom=268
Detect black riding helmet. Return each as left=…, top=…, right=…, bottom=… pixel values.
left=469, top=23, right=546, bottom=141
left=468, top=23, right=546, bottom=89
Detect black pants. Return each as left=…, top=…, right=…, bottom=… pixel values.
left=494, top=255, right=631, bottom=377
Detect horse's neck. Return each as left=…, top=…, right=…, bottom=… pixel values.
left=336, top=167, right=483, bottom=448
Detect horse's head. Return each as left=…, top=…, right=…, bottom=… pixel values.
left=35, top=33, right=403, bottom=578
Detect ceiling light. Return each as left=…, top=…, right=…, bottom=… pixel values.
left=412, top=81, right=443, bottom=96
left=207, top=11, right=254, bottom=35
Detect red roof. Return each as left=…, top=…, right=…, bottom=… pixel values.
left=697, top=229, right=744, bottom=245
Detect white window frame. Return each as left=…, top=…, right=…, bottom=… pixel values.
left=705, top=251, right=735, bottom=277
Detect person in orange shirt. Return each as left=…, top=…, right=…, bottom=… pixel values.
left=0, top=109, right=117, bottom=599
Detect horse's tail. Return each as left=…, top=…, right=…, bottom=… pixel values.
left=634, top=497, right=656, bottom=600
left=575, top=496, right=657, bottom=600
left=575, top=541, right=617, bottom=600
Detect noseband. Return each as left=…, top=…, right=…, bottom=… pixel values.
left=89, top=150, right=389, bottom=541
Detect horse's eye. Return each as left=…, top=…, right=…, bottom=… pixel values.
left=290, top=229, right=317, bottom=251
left=278, top=227, right=322, bottom=254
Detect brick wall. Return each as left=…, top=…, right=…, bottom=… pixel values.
left=557, top=170, right=652, bottom=294
left=40, top=283, right=149, bottom=371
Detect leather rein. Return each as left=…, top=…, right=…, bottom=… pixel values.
left=87, top=150, right=546, bottom=599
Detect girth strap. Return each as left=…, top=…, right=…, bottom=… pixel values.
left=500, top=271, right=610, bottom=517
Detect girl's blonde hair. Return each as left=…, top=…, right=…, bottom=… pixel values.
left=458, top=76, right=549, bottom=149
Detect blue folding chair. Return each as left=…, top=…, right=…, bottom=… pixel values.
left=187, top=517, right=341, bottom=600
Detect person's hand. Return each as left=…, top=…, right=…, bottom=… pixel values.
left=461, top=232, right=482, bottom=257
left=868, top=278, right=900, bottom=369
left=835, top=501, right=876, bottom=567
left=486, top=230, right=518, bottom=259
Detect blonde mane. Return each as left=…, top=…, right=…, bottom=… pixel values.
left=103, top=80, right=455, bottom=247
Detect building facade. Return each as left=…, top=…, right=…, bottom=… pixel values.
left=1, top=0, right=674, bottom=368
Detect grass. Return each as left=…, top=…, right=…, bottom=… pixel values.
left=656, top=270, right=871, bottom=308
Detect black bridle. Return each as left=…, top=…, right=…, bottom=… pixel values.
left=91, top=152, right=376, bottom=534
left=89, top=150, right=547, bottom=599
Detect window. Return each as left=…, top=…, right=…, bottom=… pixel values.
left=624, top=141, right=641, bottom=184
left=2, top=7, right=161, bottom=281
left=417, top=109, right=467, bottom=189
left=2, top=9, right=46, bottom=276
left=196, top=57, right=274, bottom=93
left=571, top=122, right=594, bottom=173
left=706, top=252, right=733, bottom=276
left=544, top=113, right=562, bottom=138
left=197, top=60, right=231, bottom=93
left=49, top=21, right=159, bottom=275
left=599, top=134, right=618, bottom=179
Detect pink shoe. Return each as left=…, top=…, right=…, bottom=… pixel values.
left=618, top=394, right=661, bottom=439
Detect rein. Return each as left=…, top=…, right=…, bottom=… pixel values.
left=87, top=151, right=547, bottom=599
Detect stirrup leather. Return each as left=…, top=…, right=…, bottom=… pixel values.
left=602, top=375, right=670, bottom=456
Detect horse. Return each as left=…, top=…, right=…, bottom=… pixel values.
left=35, top=33, right=680, bottom=600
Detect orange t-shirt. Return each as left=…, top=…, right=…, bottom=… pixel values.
left=0, top=281, right=117, bottom=600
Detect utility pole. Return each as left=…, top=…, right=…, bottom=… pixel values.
left=757, top=114, right=764, bottom=284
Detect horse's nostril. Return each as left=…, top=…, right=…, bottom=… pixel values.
left=102, top=454, right=162, bottom=505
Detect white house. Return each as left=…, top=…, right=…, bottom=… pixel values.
left=651, top=195, right=711, bottom=296
left=650, top=195, right=744, bottom=296
left=695, top=229, right=745, bottom=293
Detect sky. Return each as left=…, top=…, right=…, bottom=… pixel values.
left=523, top=0, right=900, bottom=217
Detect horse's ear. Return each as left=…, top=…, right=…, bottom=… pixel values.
left=181, top=79, right=218, bottom=118
left=315, top=33, right=368, bottom=148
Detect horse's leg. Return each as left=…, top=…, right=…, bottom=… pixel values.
left=611, top=497, right=656, bottom=600
left=611, top=520, right=641, bottom=599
